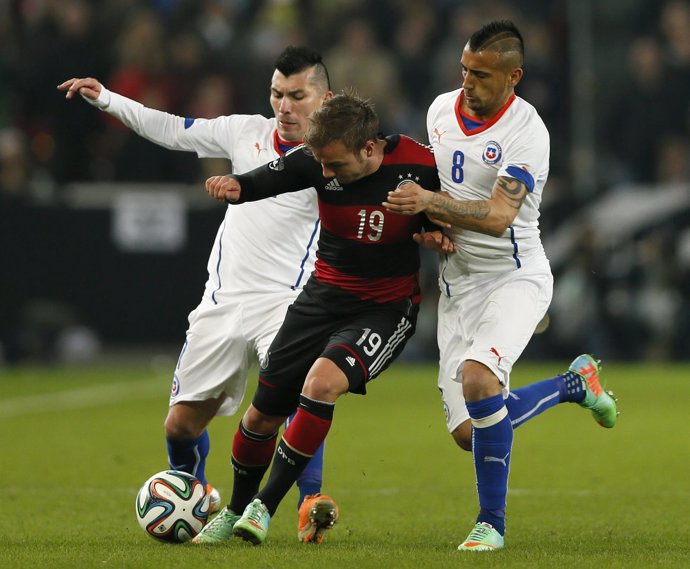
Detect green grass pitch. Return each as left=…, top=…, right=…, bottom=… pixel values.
left=1, top=359, right=688, bottom=568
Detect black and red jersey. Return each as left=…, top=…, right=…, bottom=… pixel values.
left=233, top=135, right=439, bottom=305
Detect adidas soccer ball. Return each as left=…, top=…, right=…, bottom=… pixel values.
left=135, top=470, right=210, bottom=543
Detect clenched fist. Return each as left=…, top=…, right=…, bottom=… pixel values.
left=206, top=175, right=242, bottom=202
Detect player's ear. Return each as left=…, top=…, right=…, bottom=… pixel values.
left=509, top=67, right=523, bottom=87
left=365, top=140, right=374, bottom=157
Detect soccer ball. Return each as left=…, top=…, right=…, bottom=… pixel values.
left=135, top=470, right=210, bottom=543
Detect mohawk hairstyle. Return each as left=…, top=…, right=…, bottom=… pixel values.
left=469, top=20, right=524, bottom=64
left=274, top=46, right=331, bottom=90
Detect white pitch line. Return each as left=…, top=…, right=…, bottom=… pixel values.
left=0, top=378, right=164, bottom=418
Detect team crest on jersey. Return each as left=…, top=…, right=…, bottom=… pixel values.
left=397, top=173, right=420, bottom=188
left=482, top=141, right=502, bottom=164
left=171, top=374, right=180, bottom=397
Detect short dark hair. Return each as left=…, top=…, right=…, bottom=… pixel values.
left=274, top=46, right=331, bottom=91
left=469, top=20, right=524, bottom=64
left=303, top=91, right=379, bottom=154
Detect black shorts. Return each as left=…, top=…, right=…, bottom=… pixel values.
left=252, top=287, right=419, bottom=417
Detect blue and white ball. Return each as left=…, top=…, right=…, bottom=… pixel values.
left=135, top=470, right=209, bottom=543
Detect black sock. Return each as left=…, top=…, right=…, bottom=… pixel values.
left=257, top=395, right=334, bottom=515
left=229, top=422, right=277, bottom=514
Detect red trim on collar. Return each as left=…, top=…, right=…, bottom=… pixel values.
left=273, top=130, right=302, bottom=155
left=454, top=91, right=516, bottom=136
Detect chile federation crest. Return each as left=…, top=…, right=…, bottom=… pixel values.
left=482, top=141, right=502, bottom=165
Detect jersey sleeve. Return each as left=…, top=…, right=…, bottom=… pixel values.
left=233, top=145, right=319, bottom=203
left=426, top=91, right=449, bottom=145
left=97, top=87, right=241, bottom=159
left=426, top=96, right=439, bottom=144
left=497, top=117, right=550, bottom=193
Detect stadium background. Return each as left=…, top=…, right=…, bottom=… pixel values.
left=1, top=0, right=689, bottom=366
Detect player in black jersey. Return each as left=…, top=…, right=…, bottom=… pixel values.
left=203, top=93, right=454, bottom=545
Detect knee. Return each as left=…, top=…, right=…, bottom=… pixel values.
left=302, top=375, right=330, bottom=401
left=164, top=412, right=202, bottom=440
left=242, top=405, right=284, bottom=434
left=461, top=361, right=502, bottom=402
left=302, top=369, right=347, bottom=403
left=164, top=397, right=225, bottom=440
left=451, top=421, right=472, bottom=452
left=164, top=401, right=216, bottom=440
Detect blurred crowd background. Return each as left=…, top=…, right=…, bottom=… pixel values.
left=1, top=0, right=689, bottom=365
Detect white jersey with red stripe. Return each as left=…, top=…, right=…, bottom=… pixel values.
left=427, top=88, right=550, bottom=290
left=100, top=88, right=319, bottom=297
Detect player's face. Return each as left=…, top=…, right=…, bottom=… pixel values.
left=270, top=68, right=329, bottom=142
left=460, top=46, right=521, bottom=120
left=311, top=140, right=371, bottom=184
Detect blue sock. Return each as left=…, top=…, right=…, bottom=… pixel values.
left=506, top=371, right=586, bottom=428
left=297, top=442, right=324, bottom=508
left=286, top=412, right=324, bottom=508
left=466, top=394, right=513, bottom=536
left=166, top=430, right=210, bottom=486
left=557, top=371, right=587, bottom=403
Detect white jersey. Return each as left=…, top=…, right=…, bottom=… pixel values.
left=96, top=88, right=319, bottom=297
left=427, top=89, right=550, bottom=289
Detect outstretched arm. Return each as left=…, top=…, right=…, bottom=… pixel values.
left=57, top=76, right=231, bottom=157
left=382, top=177, right=528, bottom=237
left=205, top=146, right=319, bottom=205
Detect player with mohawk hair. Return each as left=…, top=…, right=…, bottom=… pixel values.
left=384, top=20, right=619, bottom=551
left=59, top=46, right=340, bottom=544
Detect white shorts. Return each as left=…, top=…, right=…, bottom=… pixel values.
left=169, top=288, right=298, bottom=416
left=437, top=259, right=553, bottom=432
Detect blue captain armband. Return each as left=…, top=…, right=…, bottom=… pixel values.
left=504, top=165, right=535, bottom=192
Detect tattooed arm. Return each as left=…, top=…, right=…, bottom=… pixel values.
left=382, top=176, right=527, bottom=237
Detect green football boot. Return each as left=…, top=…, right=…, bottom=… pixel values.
left=191, top=506, right=240, bottom=544
left=458, top=522, right=505, bottom=552
left=569, top=354, right=619, bottom=428
left=233, top=498, right=271, bottom=545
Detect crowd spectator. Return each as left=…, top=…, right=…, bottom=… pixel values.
left=2, top=0, right=689, bottom=362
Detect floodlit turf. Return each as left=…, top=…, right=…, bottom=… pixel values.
left=1, top=359, right=688, bottom=568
